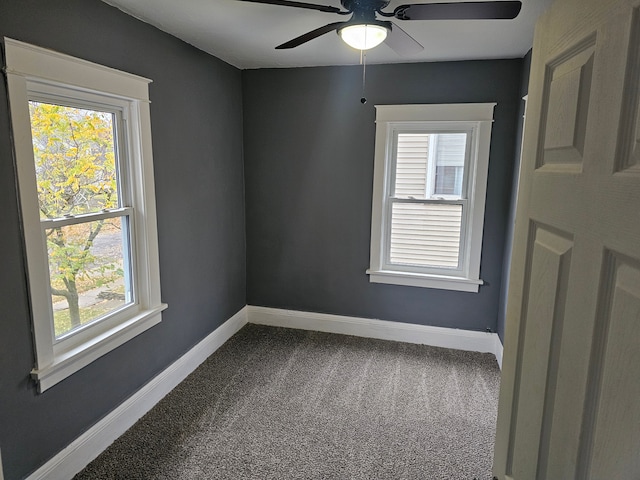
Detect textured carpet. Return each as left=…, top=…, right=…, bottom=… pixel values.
left=75, top=324, right=501, bottom=479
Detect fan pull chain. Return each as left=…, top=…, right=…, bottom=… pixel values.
left=360, top=50, right=367, bottom=104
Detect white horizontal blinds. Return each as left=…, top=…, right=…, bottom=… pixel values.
left=389, top=132, right=467, bottom=269
left=390, top=203, right=462, bottom=267
left=394, top=134, right=429, bottom=198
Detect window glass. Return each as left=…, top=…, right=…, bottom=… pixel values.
left=46, top=217, right=133, bottom=338
left=390, top=203, right=463, bottom=268
left=29, top=100, right=133, bottom=339
left=390, top=131, right=468, bottom=270
left=29, top=102, right=120, bottom=217
left=394, top=133, right=430, bottom=199
left=433, top=133, right=466, bottom=197
left=393, top=132, right=467, bottom=200
left=434, top=166, right=463, bottom=196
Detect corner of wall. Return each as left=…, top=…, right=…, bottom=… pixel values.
left=496, top=50, right=534, bottom=343
left=0, top=448, right=5, bottom=480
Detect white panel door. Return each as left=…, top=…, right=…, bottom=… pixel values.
left=493, top=0, right=640, bottom=478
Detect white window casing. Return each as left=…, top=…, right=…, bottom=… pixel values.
left=5, top=38, right=167, bottom=392
left=367, top=103, right=496, bottom=292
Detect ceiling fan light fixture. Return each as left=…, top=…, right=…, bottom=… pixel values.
left=339, top=23, right=388, bottom=50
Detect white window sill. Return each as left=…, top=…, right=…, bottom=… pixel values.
left=31, top=304, right=167, bottom=392
left=366, top=269, right=483, bottom=292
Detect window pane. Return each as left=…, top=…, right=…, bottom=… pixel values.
left=46, top=216, right=132, bottom=338
left=433, top=133, right=466, bottom=197
left=29, top=101, right=119, bottom=219
left=394, top=133, right=466, bottom=200
left=390, top=203, right=462, bottom=268
left=434, top=165, right=464, bottom=196
left=394, top=133, right=430, bottom=198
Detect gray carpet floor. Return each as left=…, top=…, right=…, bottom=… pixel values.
left=75, top=324, right=501, bottom=479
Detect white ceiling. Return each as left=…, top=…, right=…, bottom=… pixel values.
left=102, top=0, right=554, bottom=69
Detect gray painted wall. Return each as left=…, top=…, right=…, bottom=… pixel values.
left=0, top=2, right=529, bottom=477
left=0, top=1, right=246, bottom=479
left=243, top=60, right=523, bottom=332
left=497, top=49, right=533, bottom=342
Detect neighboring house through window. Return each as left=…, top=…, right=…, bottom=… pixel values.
left=5, top=38, right=166, bottom=392
left=367, top=103, right=496, bottom=292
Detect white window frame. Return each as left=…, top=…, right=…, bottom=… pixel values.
left=367, top=103, right=496, bottom=292
left=5, top=38, right=167, bottom=392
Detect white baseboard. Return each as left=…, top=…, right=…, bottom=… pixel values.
left=247, top=306, right=502, bottom=363
left=27, top=307, right=248, bottom=480
left=494, top=335, right=504, bottom=370
left=26, top=304, right=502, bottom=479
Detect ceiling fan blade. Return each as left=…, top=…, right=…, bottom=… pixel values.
left=385, top=22, right=424, bottom=56
left=394, top=1, right=522, bottom=21
left=237, top=0, right=347, bottom=15
left=276, top=21, right=347, bottom=49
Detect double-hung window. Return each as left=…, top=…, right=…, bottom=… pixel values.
left=367, top=103, right=496, bottom=292
left=5, top=38, right=166, bottom=391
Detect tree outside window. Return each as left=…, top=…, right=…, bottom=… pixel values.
left=29, top=102, right=131, bottom=337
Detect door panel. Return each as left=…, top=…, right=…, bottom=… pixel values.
left=616, top=12, right=640, bottom=173
left=581, top=253, right=640, bottom=479
left=540, top=39, right=595, bottom=169
left=510, top=226, right=573, bottom=478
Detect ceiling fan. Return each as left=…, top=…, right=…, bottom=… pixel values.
left=238, top=0, right=522, bottom=55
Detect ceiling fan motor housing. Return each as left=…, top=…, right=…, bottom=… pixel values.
left=341, top=0, right=391, bottom=15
